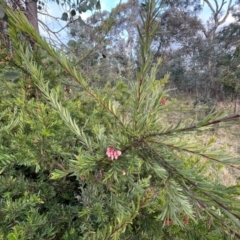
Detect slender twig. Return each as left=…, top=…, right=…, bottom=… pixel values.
left=104, top=197, right=149, bottom=240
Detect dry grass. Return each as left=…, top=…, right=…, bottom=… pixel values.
left=167, top=96, right=240, bottom=186
left=214, top=100, right=240, bottom=183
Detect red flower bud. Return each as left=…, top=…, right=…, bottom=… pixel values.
left=161, top=98, right=167, bottom=105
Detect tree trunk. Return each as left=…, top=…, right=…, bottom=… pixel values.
left=25, top=0, right=39, bottom=33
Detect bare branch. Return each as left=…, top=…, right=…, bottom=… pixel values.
left=38, top=11, right=62, bottom=21
left=219, top=0, right=233, bottom=25
left=213, top=0, right=219, bottom=13
left=204, top=0, right=216, bottom=14
left=38, top=19, right=68, bottom=48
left=218, top=0, right=226, bottom=13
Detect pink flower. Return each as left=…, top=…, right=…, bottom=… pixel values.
left=121, top=169, right=126, bottom=175
left=106, top=147, right=122, bottom=161
left=80, top=176, right=85, bottom=181
left=161, top=98, right=167, bottom=105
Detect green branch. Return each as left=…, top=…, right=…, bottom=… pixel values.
left=144, top=113, right=240, bottom=138
left=6, top=9, right=126, bottom=128
left=141, top=142, right=240, bottom=231
left=148, top=140, right=240, bottom=171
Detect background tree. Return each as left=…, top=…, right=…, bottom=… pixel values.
left=154, top=0, right=240, bottom=102
left=218, top=44, right=240, bottom=112
left=63, top=0, right=144, bottom=87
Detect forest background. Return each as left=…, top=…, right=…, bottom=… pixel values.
left=1, top=0, right=240, bottom=239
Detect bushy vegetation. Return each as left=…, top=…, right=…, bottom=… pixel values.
left=0, top=0, right=240, bottom=239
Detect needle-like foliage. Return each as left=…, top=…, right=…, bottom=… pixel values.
left=0, top=0, right=240, bottom=239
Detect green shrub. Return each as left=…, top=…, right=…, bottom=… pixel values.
left=0, top=1, right=240, bottom=239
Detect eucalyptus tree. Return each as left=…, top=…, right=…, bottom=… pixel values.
left=66, top=0, right=143, bottom=86
left=155, top=0, right=240, bottom=100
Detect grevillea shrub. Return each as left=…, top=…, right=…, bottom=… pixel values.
left=0, top=1, right=240, bottom=239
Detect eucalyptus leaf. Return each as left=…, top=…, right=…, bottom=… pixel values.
left=90, top=0, right=96, bottom=8
left=67, top=39, right=77, bottom=48
left=79, top=3, right=88, bottom=12
left=96, top=0, right=101, bottom=10
left=70, top=29, right=76, bottom=37
left=61, top=12, right=68, bottom=21
left=70, top=9, right=76, bottom=16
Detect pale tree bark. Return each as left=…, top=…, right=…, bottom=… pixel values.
left=202, top=0, right=233, bottom=100
left=203, top=0, right=232, bottom=41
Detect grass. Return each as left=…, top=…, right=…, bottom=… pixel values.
left=167, top=95, right=240, bottom=186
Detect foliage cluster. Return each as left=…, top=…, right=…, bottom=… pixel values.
left=0, top=1, right=240, bottom=239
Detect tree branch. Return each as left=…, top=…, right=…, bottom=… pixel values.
left=38, top=19, right=68, bottom=48
left=219, top=0, right=232, bottom=25
left=144, top=113, right=240, bottom=138
left=204, top=0, right=216, bottom=14
left=213, top=0, right=219, bottom=13
left=148, top=139, right=240, bottom=171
